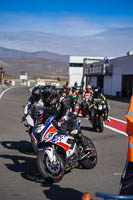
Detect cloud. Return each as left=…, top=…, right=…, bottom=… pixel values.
left=0, top=12, right=133, bottom=57
left=0, top=12, right=133, bottom=38
left=0, top=12, right=110, bottom=36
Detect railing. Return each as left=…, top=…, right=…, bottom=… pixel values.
left=95, top=192, right=133, bottom=200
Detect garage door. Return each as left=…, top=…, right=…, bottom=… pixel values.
left=122, top=74, right=133, bottom=97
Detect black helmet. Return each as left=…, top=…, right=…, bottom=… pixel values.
left=32, top=86, right=41, bottom=102
left=42, top=86, right=58, bottom=106
left=72, top=87, right=76, bottom=93
left=93, top=86, right=101, bottom=98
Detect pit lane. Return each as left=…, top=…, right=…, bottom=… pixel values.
left=0, top=87, right=129, bottom=200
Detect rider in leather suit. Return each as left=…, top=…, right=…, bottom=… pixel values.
left=89, top=86, right=110, bottom=121
left=41, top=86, right=86, bottom=146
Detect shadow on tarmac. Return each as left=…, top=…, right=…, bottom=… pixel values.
left=81, top=125, right=97, bottom=132
left=42, top=184, right=82, bottom=200
left=0, top=140, right=44, bottom=182
left=1, top=140, right=35, bottom=155
left=0, top=153, right=44, bottom=183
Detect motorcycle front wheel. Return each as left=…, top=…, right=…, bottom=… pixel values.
left=31, top=141, right=38, bottom=154
left=37, top=150, right=65, bottom=183
left=98, top=116, right=104, bottom=132
left=79, top=136, right=97, bottom=169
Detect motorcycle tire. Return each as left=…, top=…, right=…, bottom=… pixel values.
left=98, top=116, right=104, bottom=132
left=31, top=141, right=38, bottom=154
left=82, top=109, right=86, bottom=117
left=37, top=150, right=65, bottom=183
left=79, top=136, right=97, bottom=169
left=92, top=119, right=97, bottom=130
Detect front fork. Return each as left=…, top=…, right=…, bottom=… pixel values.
left=44, top=146, right=58, bottom=164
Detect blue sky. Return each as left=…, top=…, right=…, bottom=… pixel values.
left=0, top=0, right=133, bottom=16
left=0, top=0, right=133, bottom=56
left=0, top=0, right=133, bottom=36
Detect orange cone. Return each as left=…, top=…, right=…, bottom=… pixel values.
left=81, top=192, right=91, bottom=200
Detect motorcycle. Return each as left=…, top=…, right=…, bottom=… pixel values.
left=22, top=104, right=44, bottom=154
left=89, top=99, right=107, bottom=132
left=31, top=115, right=97, bottom=183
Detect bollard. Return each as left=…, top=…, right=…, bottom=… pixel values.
left=81, top=192, right=91, bottom=200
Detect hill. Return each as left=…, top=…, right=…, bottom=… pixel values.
left=0, top=47, right=69, bottom=77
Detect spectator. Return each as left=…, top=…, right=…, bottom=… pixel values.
left=74, top=81, right=78, bottom=89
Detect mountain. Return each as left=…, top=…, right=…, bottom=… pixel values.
left=0, top=27, right=133, bottom=76
left=0, top=47, right=69, bottom=62
left=0, top=47, right=69, bottom=76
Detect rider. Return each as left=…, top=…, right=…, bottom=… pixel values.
left=69, top=87, right=79, bottom=112
left=22, top=85, right=43, bottom=121
left=22, top=85, right=52, bottom=121
left=78, top=85, right=93, bottom=117
left=82, top=85, right=93, bottom=101
left=41, top=86, right=70, bottom=123
left=41, top=86, right=87, bottom=147
left=89, top=86, right=110, bottom=121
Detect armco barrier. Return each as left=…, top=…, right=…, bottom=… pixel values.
left=96, top=192, right=133, bottom=200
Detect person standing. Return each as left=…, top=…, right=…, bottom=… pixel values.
left=74, top=81, right=78, bottom=89
left=119, top=95, right=133, bottom=195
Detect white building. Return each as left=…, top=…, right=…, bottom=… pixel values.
left=20, top=72, right=28, bottom=85
left=84, top=52, right=133, bottom=97
left=69, top=56, right=104, bottom=88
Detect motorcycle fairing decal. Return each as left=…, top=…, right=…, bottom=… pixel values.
left=41, top=123, right=57, bottom=142
left=56, top=142, right=70, bottom=151
left=52, top=134, right=66, bottom=143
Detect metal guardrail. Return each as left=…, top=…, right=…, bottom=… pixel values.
left=96, top=192, right=133, bottom=200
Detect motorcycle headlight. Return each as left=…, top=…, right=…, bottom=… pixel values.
left=45, top=132, right=55, bottom=141
left=98, top=105, right=102, bottom=110
left=71, top=129, right=78, bottom=135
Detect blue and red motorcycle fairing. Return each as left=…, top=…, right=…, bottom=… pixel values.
left=31, top=115, right=97, bottom=183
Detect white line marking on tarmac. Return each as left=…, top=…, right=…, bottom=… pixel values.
left=84, top=117, right=127, bottom=136
left=109, top=116, right=126, bottom=124
left=113, top=172, right=122, bottom=176
left=0, top=87, right=13, bottom=99
left=0, top=86, right=28, bottom=99
left=104, top=124, right=127, bottom=136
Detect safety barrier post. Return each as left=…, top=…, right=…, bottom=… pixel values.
left=81, top=192, right=91, bottom=200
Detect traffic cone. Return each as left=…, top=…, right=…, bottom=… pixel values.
left=81, top=192, right=91, bottom=200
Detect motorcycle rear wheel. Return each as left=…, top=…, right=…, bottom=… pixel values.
left=79, top=136, right=97, bottom=169
left=37, top=150, right=65, bottom=183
